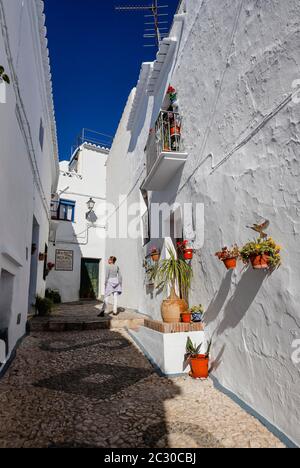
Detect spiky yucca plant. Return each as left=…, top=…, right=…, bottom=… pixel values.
left=154, top=247, right=193, bottom=300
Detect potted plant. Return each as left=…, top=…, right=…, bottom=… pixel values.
left=150, top=247, right=160, bottom=262
left=186, top=337, right=212, bottom=379
left=190, top=304, right=205, bottom=323
left=215, top=245, right=240, bottom=270
left=39, top=253, right=45, bottom=261
left=35, top=296, right=54, bottom=317
left=47, top=262, right=55, bottom=272
left=0, top=66, right=10, bottom=84
left=154, top=247, right=193, bottom=323
left=45, top=289, right=61, bottom=304
left=181, top=310, right=192, bottom=323
left=240, top=237, right=282, bottom=270
left=177, top=240, right=194, bottom=261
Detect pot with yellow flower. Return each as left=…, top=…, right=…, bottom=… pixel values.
left=240, top=237, right=282, bottom=270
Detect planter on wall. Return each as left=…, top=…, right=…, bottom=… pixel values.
left=250, top=255, right=270, bottom=270
left=223, top=258, right=237, bottom=270
left=183, top=249, right=194, bottom=261
left=151, top=252, right=160, bottom=262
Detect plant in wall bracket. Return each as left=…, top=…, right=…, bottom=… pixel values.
left=215, top=245, right=240, bottom=270
left=240, top=236, right=282, bottom=270
left=240, top=220, right=282, bottom=270
left=0, top=66, right=10, bottom=84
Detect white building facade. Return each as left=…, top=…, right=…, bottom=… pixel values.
left=106, top=0, right=300, bottom=446
left=46, top=141, right=109, bottom=303
left=0, top=0, right=59, bottom=372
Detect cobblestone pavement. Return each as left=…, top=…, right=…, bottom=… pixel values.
left=0, top=329, right=284, bottom=448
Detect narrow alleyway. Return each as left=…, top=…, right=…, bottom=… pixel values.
left=0, top=307, right=284, bottom=448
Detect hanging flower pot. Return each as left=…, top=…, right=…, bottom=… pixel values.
left=184, top=249, right=194, bottom=260
left=181, top=312, right=192, bottom=323
left=150, top=248, right=160, bottom=262
left=215, top=245, right=240, bottom=270
left=223, top=258, right=237, bottom=270
left=39, top=253, right=45, bottom=261
left=170, top=125, right=181, bottom=136
left=250, top=255, right=270, bottom=270
left=240, top=234, right=282, bottom=271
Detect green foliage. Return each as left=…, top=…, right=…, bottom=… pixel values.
left=35, top=296, right=54, bottom=317
left=190, top=304, right=205, bottom=314
left=186, top=337, right=202, bottom=357
left=45, top=289, right=61, bottom=304
left=154, top=247, right=193, bottom=298
left=186, top=337, right=212, bottom=359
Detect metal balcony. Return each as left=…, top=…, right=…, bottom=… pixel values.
left=142, top=111, right=188, bottom=191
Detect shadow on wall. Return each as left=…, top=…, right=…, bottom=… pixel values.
left=128, top=92, right=150, bottom=153
left=204, top=270, right=233, bottom=326
left=216, top=267, right=267, bottom=336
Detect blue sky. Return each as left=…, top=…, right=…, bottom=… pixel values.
left=44, top=0, right=179, bottom=161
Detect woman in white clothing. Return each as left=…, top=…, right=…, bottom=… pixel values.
left=98, top=256, right=122, bottom=317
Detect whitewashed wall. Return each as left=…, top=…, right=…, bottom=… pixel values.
left=106, top=0, right=300, bottom=446
left=47, top=144, right=108, bottom=303
left=0, top=0, right=59, bottom=369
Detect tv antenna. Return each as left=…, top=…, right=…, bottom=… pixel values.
left=115, top=1, right=169, bottom=49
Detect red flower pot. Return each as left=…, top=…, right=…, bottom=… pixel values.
left=184, top=249, right=194, bottom=260
left=181, top=313, right=192, bottom=323
left=170, top=126, right=181, bottom=136
left=250, top=255, right=270, bottom=270
left=190, top=355, right=209, bottom=379
left=151, top=253, right=160, bottom=262
left=223, top=258, right=237, bottom=270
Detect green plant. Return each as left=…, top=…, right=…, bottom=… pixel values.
left=35, top=296, right=54, bottom=317
left=190, top=304, right=205, bottom=314
left=186, top=338, right=212, bottom=359
left=0, top=66, right=10, bottom=84
left=240, top=236, right=282, bottom=269
left=45, top=289, right=61, bottom=304
left=154, top=247, right=193, bottom=299
left=215, top=245, right=240, bottom=261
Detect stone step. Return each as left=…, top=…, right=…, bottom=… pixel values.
left=29, top=316, right=145, bottom=332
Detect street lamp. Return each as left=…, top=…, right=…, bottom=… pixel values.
left=87, top=198, right=96, bottom=212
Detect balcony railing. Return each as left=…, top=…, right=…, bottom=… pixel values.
left=143, top=111, right=188, bottom=191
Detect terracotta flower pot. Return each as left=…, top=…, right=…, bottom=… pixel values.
left=250, top=255, right=270, bottom=270
left=161, top=290, right=188, bottom=324
left=170, top=126, right=181, bottom=136
left=151, top=253, right=160, bottom=262
left=184, top=249, right=194, bottom=260
left=190, top=355, right=209, bottom=379
left=223, top=258, right=237, bottom=270
left=181, top=313, right=192, bottom=324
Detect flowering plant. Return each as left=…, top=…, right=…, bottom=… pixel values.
left=47, top=262, right=55, bottom=271
left=215, top=245, right=240, bottom=261
left=167, top=85, right=177, bottom=104
left=177, top=240, right=192, bottom=251
left=167, top=85, right=176, bottom=94
left=240, top=237, right=282, bottom=269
